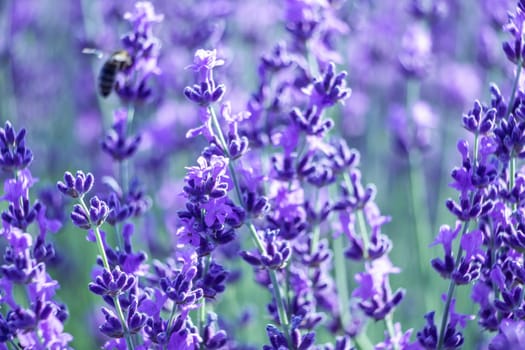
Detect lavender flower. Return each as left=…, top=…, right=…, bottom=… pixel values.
left=502, top=0, right=525, bottom=65
left=184, top=49, right=226, bottom=107
left=0, top=121, right=32, bottom=172
left=0, top=122, right=72, bottom=349
left=102, top=109, right=142, bottom=162
left=116, top=1, right=163, bottom=103
left=352, top=257, right=405, bottom=321
left=56, top=170, right=94, bottom=199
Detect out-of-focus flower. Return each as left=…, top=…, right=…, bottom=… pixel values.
left=398, top=24, right=432, bottom=78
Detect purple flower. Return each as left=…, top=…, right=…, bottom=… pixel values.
left=185, top=49, right=225, bottom=82
left=489, top=319, right=525, bottom=350
left=240, top=229, right=291, bottom=270
left=1, top=168, right=37, bottom=204
left=398, top=23, right=432, bottom=78
left=502, top=0, right=525, bottom=64
left=429, top=222, right=461, bottom=277
left=159, top=265, right=203, bottom=308
left=89, top=266, right=136, bottom=297
left=117, top=1, right=163, bottom=102
left=352, top=256, right=405, bottom=321
left=56, top=170, right=94, bottom=199
left=184, top=49, right=226, bottom=107
left=101, top=109, right=142, bottom=161
left=123, top=1, right=163, bottom=33
left=375, top=323, right=415, bottom=350
left=69, top=196, right=109, bottom=230
left=416, top=310, right=464, bottom=350
left=0, top=121, right=33, bottom=172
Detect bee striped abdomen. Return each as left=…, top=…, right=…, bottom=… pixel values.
left=98, top=60, right=119, bottom=97
left=97, top=50, right=132, bottom=98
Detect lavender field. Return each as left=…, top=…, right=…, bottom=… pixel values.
left=0, top=0, right=523, bottom=349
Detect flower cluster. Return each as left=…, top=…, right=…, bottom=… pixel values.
left=0, top=122, right=71, bottom=349
left=413, top=2, right=525, bottom=349
left=9, top=0, right=525, bottom=349
left=116, top=1, right=163, bottom=103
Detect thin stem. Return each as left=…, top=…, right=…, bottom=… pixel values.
left=208, top=106, right=244, bottom=206
left=166, top=303, right=178, bottom=335
left=343, top=172, right=370, bottom=255
left=305, top=40, right=319, bottom=78
left=120, top=104, right=135, bottom=196
left=336, top=173, right=376, bottom=350
left=8, top=339, right=21, bottom=350
left=332, top=232, right=351, bottom=331
left=78, top=197, right=134, bottom=350
left=269, top=264, right=291, bottom=335
left=332, top=238, right=374, bottom=350
left=356, top=211, right=369, bottom=257
left=78, top=197, right=110, bottom=270
left=208, top=106, right=230, bottom=158
left=114, top=223, right=123, bottom=252
left=405, top=79, right=433, bottom=309
left=112, top=296, right=132, bottom=348
left=198, top=255, right=211, bottom=345
left=310, top=189, right=320, bottom=255
left=289, top=135, right=308, bottom=191
left=436, top=222, right=469, bottom=350
left=504, top=62, right=521, bottom=212
left=504, top=61, right=523, bottom=121
left=246, top=223, right=289, bottom=332
left=384, top=314, right=400, bottom=350
left=113, top=104, right=135, bottom=250
left=408, top=154, right=429, bottom=246
left=408, top=150, right=433, bottom=310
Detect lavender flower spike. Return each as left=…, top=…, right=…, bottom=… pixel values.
left=56, top=170, right=94, bottom=199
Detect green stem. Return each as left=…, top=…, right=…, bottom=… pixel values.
left=120, top=104, right=135, bottom=196
left=506, top=61, right=522, bottom=213
left=113, top=104, right=135, bottom=250
left=436, top=222, right=469, bottom=350
left=343, top=172, right=370, bottom=255
left=198, top=255, right=211, bottom=345
left=407, top=150, right=433, bottom=308
left=288, top=135, right=308, bottom=191
left=269, top=266, right=290, bottom=333
left=332, top=236, right=374, bottom=350
left=8, top=339, right=21, bottom=350
left=336, top=175, right=374, bottom=350
left=208, top=106, right=244, bottom=206
left=78, top=197, right=134, bottom=350
left=332, top=233, right=351, bottom=331
left=246, top=223, right=289, bottom=333
left=305, top=40, right=319, bottom=78
left=166, top=303, right=178, bottom=335
left=504, top=61, right=523, bottom=121
left=310, top=189, right=320, bottom=255
left=384, top=314, right=400, bottom=350
left=405, top=78, right=434, bottom=311
left=114, top=223, right=124, bottom=253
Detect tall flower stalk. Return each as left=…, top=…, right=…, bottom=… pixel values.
left=183, top=48, right=294, bottom=343
left=416, top=2, right=525, bottom=349
left=0, top=122, right=72, bottom=349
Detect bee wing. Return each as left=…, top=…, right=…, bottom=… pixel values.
left=82, top=48, right=104, bottom=59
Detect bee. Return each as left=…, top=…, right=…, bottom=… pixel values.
left=83, top=48, right=133, bottom=98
